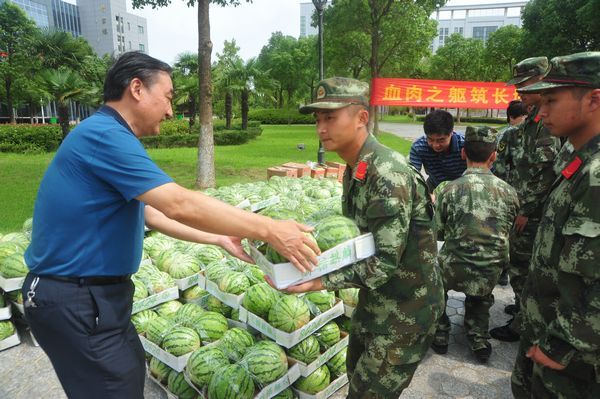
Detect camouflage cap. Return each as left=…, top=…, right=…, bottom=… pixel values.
left=299, top=77, right=370, bottom=114
left=518, top=52, right=600, bottom=93
left=506, top=56, right=549, bottom=86
left=464, top=126, right=498, bottom=144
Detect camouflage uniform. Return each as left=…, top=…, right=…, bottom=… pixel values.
left=509, top=52, right=600, bottom=398
left=494, top=57, right=562, bottom=314
left=434, top=127, right=519, bottom=352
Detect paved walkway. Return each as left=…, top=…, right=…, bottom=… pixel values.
left=1, top=282, right=518, bottom=398
left=379, top=121, right=469, bottom=142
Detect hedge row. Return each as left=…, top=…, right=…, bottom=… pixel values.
left=415, top=115, right=505, bottom=124
left=0, top=124, right=63, bottom=153
left=161, top=119, right=261, bottom=135
left=140, top=127, right=263, bottom=148
left=247, top=108, right=314, bottom=125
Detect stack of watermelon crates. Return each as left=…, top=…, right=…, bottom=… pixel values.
left=0, top=289, right=21, bottom=352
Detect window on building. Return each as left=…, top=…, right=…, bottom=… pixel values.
left=507, top=7, right=521, bottom=17
left=139, top=43, right=145, bottom=52
left=438, top=27, right=449, bottom=46
left=438, top=10, right=451, bottom=20
left=454, top=26, right=463, bottom=35
left=128, top=22, right=131, bottom=31
left=469, top=8, right=504, bottom=18
left=102, top=28, right=107, bottom=35
left=473, top=26, right=498, bottom=42
left=453, top=10, right=466, bottom=19
left=138, top=25, right=144, bottom=34
left=116, top=15, right=119, bottom=21
left=102, top=18, right=106, bottom=24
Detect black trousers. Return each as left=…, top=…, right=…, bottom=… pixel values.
left=22, top=273, right=145, bottom=399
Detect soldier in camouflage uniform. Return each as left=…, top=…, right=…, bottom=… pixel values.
left=284, top=77, right=444, bottom=398
left=509, top=52, right=600, bottom=398
left=491, top=57, right=563, bottom=342
left=432, top=126, right=519, bottom=363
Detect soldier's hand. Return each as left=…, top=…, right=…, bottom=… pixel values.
left=526, top=345, right=566, bottom=370
left=264, top=275, right=324, bottom=294
left=514, top=215, right=529, bottom=233
left=266, top=220, right=320, bottom=273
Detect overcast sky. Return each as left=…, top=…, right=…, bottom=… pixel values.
left=127, top=0, right=527, bottom=65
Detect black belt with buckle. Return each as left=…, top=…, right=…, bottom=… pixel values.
left=35, top=274, right=131, bottom=286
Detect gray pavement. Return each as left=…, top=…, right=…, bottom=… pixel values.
left=379, top=121, right=469, bottom=142
left=1, top=283, right=518, bottom=398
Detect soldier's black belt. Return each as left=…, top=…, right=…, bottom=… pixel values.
left=34, top=274, right=131, bottom=286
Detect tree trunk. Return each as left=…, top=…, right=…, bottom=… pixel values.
left=29, top=101, right=35, bottom=124
left=225, top=91, right=232, bottom=129
left=188, top=97, right=196, bottom=132
left=58, top=103, right=70, bottom=139
left=456, top=108, right=461, bottom=124
left=278, top=88, right=283, bottom=109
left=241, top=88, right=249, bottom=130
left=368, top=6, right=379, bottom=135
left=196, top=0, right=216, bottom=189
left=5, top=76, right=15, bottom=124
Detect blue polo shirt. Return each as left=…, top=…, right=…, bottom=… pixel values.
left=409, top=132, right=467, bottom=189
left=25, top=106, right=173, bottom=277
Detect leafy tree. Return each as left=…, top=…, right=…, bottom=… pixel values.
left=173, top=52, right=199, bottom=130
left=521, top=0, right=600, bottom=57
left=484, top=25, right=523, bottom=81
left=214, top=40, right=243, bottom=128
left=132, top=0, right=251, bottom=188
left=430, top=34, right=485, bottom=81
left=0, top=2, right=40, bottom=123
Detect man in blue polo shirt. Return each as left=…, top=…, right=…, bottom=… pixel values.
left=22, top=52, right=319, bottom=399
left=409, top=110, right=467, bottom=193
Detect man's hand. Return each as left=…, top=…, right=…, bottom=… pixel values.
left=514, top=215, right=529, bottom=233
left=267, top=220, right=320, bottom=273
left=217, top=236, right=254, bottom=264
left=265, top=275, right=324, bottom=293
left=526, top=345, right=566, bottom=370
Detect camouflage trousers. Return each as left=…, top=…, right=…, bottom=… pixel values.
left=346, top=325, right=435, bottom=399
left=509, top=219, right=539, bottom=308
left=434, top=292, right=494, bottom=351
left=512, top=336, right=600, bottom=398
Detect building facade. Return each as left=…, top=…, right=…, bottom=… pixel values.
left=299, top=1, right=331, bottom=38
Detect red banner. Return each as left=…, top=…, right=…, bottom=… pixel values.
left=371, top=78, right=519, bottom=109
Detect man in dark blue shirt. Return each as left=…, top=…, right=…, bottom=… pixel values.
left=22, top=52, right=319, bottom=399
left=409, top=110, right=467, bottom=192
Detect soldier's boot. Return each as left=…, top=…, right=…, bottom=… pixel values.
left=490, top=318, right=520, bottom=342
left=464, top=294, right=494, bottom=363
left=497, top=269, right=509, bottom=286
left=473, top=342, right=492, bottom=364
left=504, top=302, right=520, bottom=316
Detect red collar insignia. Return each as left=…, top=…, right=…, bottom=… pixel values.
left=534, top=114, right=542, bottom=123
left=562, top=156, right=582, bottom=179
left=354, top=161, right=368, bottom=182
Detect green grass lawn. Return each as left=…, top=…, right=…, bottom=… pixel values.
left=0, top=124, right=411, bottom=233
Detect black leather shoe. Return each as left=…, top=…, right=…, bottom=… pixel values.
left=504, top=304, right=519, bottom=316
left=431, top=342, right=448, bottom=354
left=498, top=270, right=509, bottom=286
left=490, top=323, right=520, bottom=342
left=473, top=342, right=492, bottom=363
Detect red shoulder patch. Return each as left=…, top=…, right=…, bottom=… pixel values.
left=534, top=114, right=542, bottom=123
left=562, top=156, right=582, bottom=180
left=354, top=161, right=368, bottom=182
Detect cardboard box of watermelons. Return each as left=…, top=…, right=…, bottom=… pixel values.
left=0, top=321, right=20, bottom=352
left=287, top=331, right=349, bottom=377
left=293, top=372, right=349, bottom=399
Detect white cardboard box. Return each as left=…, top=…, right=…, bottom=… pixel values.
left=293, top=373, right=349, bottom=399
left=288, top=332, right=349, bottom=377
left=147, top=372, right=178, bottom=399
left=173, top=272, right=202, bottom=291
left=132, top=286, right=179, bottom=315
left=205, top=278, right=244, bottom=309
left=0, top=305, right=11, bottom=320
left=139, top=335, right=192, bottom=372
left=0, top=331, right=21, bottom=351
left=250, top=196, right=280, bottom=212
left=238, top=298, right=344, bottom=349
left=0, top=275, right=25, bottom=292
left=250, top=233, right=375, bottom=290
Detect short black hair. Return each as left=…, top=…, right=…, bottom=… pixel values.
left=506, top=100, right=527, bottom=123
left=103, top=51, right=172, bottom=102
left=424, top=110, right=454, bottom=136
left=464, top=141, right=496, bottom=163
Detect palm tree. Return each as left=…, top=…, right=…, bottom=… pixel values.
left=173, top=73, right=199, bottom=131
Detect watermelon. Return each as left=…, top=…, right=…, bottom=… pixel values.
left=218, top=272, right=250, bottom=295
left=338, top=288, right=359, bottom=307
left=195, top=244, right=225, bottom=265
left=145, top=316, right=176, bottom=346
left=22, top=217, right=33, bottom=235
left=167, top=253, right=201, bottom=279
left=205, top=296, right=232, bottom=318
left=242, top=282, right=279, bottom=319
left=336, top=316, right=352, bottom=333
left=287, top=335, right=320, bottom=364
left=204, top=262, right=231, bottom=285
left=272, top=388, right=294, bottom=399
left=182, top=286, right=209, bottom=301
left=218, top=327, right=255, bottom=362
left=167, top=370, right=198, bottom=399
left=143, top=236, right=176, bottom=260
left=305, top=291, right=335, bottom=314
left=240, top=343, right=288, bottom=385
left=187, top=345, right=230, bottom=388
left=313, top=215, right=361, bottom=251
left=0, top=232, right=29, bottom=247
left=243, top=267, right=265, bottom=286
left=326, top=348, right=347, bottom=378
left=132, top=279, right=148, bottom=302
left=0, top=294, right=5, bottom=308
left=315, top=322, right=341, bottom=350
left=0, top=320, right=15, bottom=340
left=161, top=326, right=201, bottom=356
left=174, top=303, right=205, bottom=328
left=155, top=300, right=183, bottom=320
left=294, top=365, right=331, bottom=394
left=0, top=252, right=28, bottom=278
left=207, top=364, right=255, bottom=399
left=131, top=310, right=158, bottom=335
left=268, top=295, right=311, bottom=333
left=230, top=308, right=239, bottom=320
left=250, top=340, right=288, bottom=366
left=266, top=233, right=317, bottom=264
left=194, top=311, right=228, bottom=343
left=149, top=356, right=172, bottom=383
left=0, top=241, right=22, bottom=265
left=6, top=290, right=22, bottom=304
left=147, top=271, right=175, bottom=293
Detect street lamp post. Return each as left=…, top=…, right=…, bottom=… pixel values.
left=312, top=0, right=327, bottom=165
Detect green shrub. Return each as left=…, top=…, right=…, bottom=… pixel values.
left=160, top=119, right=261, bottom=134
left=140, top=127, right=262, bottom=148
left=247, top=108, right=314, bottom=125
left=0, top=124, right=62, bottom=153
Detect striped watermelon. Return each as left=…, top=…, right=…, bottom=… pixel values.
left=287, top=335, right=320, bottom=364
left=336, top=316, right=352, bottom=333
left=131, top=310, right=158, bottom=335
left=204, top=262, right=231, bottom=285
left=268, top=295, right=310, bottom=333
left=243, top=266, right=265, bottom=286
left=167, top=370, right=198, bottom=399
left=167, top=253, right=201, bottom=279
left=207, top=364, right=255, bottom=399
left=155, top=300, right=183, bottom=320
left=272, top=388, right=294, bottom=399
left=0, top=252, right=28, bottom=278
left=0, top=320, right=15, bottom=340
left=205, top=296, right=232, bottom=318
left=240, top=344, right=288, bottom=385
left=149, top=356, right=172, bottom=383
left=326, top=348, right=347, bottom=378
left=305, top=291, right=335, bottom=314
left=143, top=236, right=176, bottom=260
left=145, top=316, right=176, bottom=345
left=242, top=282, right=279, bottom=319
left=174, top=303, right=205, bottom=328
left=218, top=328, right=255, bottom=362
left=218, top=272, right=250, bottom=295
left=250, top=340, right=288, bottom=367
left=195, top=245, right=225, bottom=265
left=181, top=286, right=209, bottom=301
left=147, top=271, right=175, bottom=293
left=315, top=322, right=341, bottom=350
left=230, top=308, right=239, bottom=320
left=6, top=290, right=22, bottom=304
left=294, top=365, right=331, bottom=394
left=194, top=311, right=228, bottom=343
left=338, top=288, right=359, bottom=307
left=186, top=346, right=230, bottom=388
left=161, top=326, right=201, bottom=356
left=266, top=233, right=317, bottom=264
left=132, top=279, right=148, bottom=302
left=0, top=241, right=23, bottom=265
left=313, top=215, right=361, bottom=252
left=0, top=232, right=29, bottom=247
